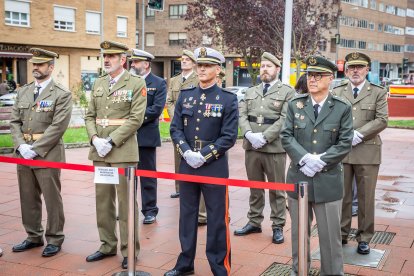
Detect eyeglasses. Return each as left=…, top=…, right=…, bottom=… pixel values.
left=306, top=73, right=332, bottom=81
left=348, top=65, right=366, bottom=71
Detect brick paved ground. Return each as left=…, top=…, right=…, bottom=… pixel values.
left=0, top=128, right=413, bottom=275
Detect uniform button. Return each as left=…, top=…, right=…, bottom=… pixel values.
left=260, top=106, right=263, bottom=108
left=29, top=118, right=32, bottom=121
left=313, top=129, right=317, bottom=133
left=262, top=98, right=265, bottom=101
left=313, top=152, right=317, bottom=154
left=104, top=115, right=107, bottom=119
left=28, top=128, right=31, bottom=131
left=31, top=107, right=35, bottom=111
left=199, top=102, right=203, bottom=105
left=145, top=116, right=147, bottom=119
left=195, top=136, right=198, bottom=139
left=295, top=125, right=298, bottom=128
left=373, top=142, right=376, bottom=144
left=107, top=97, right=110, bottom=100
left=196, top=127, right=199, bottom=131
left=258, top=124, right=262, bottom=126
left=197, top=118, right=200, bottom=122
left=198, top=110, right=201, bottom=113
left=313, top=140, right=317, bottom=144
left=353, top=107, right=356, bottom=110
left=105, top=106, right=108, bottom=109
left=353, top=117, right=355, bottom=120
left=333, top=129, right=336, bottom=132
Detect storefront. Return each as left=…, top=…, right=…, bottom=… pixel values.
left=0, top=43, right=32, bottom=89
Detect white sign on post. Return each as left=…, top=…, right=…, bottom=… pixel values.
left=94, top=167, right=120, bottom=185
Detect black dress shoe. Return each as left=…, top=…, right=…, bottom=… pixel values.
left=357, top=241, right=370, bottom=254
left=143, top=215, right=156, bottom=224
left=342, top=239, right=348, bottom=245
left=170, top=192, right=180, bottom=198
left=42, top=244, right=61, bottom=257
left=86, top=251, right=116, bottom=262
left=12, top=240, right=44, bottom=252
left=234, top=224, right=262, bottom=236
left=272, top=227, right=284, bottom=244
left=164, top=268, right=194, bottom=276
left=122, top=257, right=128, bottom=269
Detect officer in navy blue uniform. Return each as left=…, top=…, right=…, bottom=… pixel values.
left=165, top=47, right=238, bottom=276
left=130, top=49, right=167, bottom=224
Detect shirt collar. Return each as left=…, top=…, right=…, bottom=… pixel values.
left=262, top=78, right=278, bottom=89
left=143, top=69, right=151, bottom=80
left=109, top=69, right=125, bottom=84
left=351, top=80, right=366, bottom=92
left=182, top=70, right=194, bottom=80
left=35, top=77, right=52, bottom=95
left=311, top=94, right=328, bottom=111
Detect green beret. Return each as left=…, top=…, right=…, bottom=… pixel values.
left=100, top=40, right=129, bottom=54
left=306, top=55, right=337, bottom=73
left=29, top=48, right=58, bottom=64
left=261, top=52, right=281, bottom=67
left=345, top=52, right=371, bottom=66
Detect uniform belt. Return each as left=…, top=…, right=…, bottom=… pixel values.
left=248, top=115, right=277, bottom=124
left=96, top=118, right=127, bottom=128
left=189, top=139, right=213, bottom=151
left=23, top=133, right=43, bottom=142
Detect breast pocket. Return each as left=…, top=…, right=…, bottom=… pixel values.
left=245, top=93, right=259, bottom=110
left=182, top=109, right=194, bottom=118
left=18, top=102, right=30, bottom=118
left=361, top=103, right=376, bottom=120
left=93, top=91, right=104, bottom=109
left=294, top=121, right=306, bottom=143
left=269, top=95, right=285, bottom=113
left=38, top=110, right=54, bottom=123
left=323, top=123, right=339, bottom=144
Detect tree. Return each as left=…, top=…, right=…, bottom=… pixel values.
left=185, top=0, right=341, bottom=85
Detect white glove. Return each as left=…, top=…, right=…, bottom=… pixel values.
left=183, top=150, right=206, bottom=169
left=18, top=144, right=37, bottom=159
left=352, top=130, right=364, bottom=146
left=300, top=153, right=327, bottom=172
left=245, top=131, right=267, bottom=149
left=300, top=163, right=317, bottom=177
left=93, top=137, right=113, bottom=157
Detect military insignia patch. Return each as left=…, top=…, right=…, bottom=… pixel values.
left=32, top=50, right=40, bottom=56
left=300, top=115, right=305, bottom=120
left=200, top=94, right=206, bottom=101
left=274, top=101, right=281, bottom=108
left=295, top=113, right=300, bottom=118
left=296, top=101, right=304, bottom=109
left=216, top=95, right=220, bottom=100
left=351, top=52, right=359, bottom=59
left=308, top=57, right=317, bottom=66
left=200, top=47, right=207, bottom=58
left=141, top=87, right=147, bottom=97
left=102, top=41, right=110, bottom=49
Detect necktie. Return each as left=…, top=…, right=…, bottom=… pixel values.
left=182, top=77, right=186, bottom=83
left=313, top=104, right=320, bottom=119
left=34, top=86, right=41, bottom=101
left=353, top=87, right=359, bottom=99
left=263, top=83, right=270, bottom=95
left=109, top=79, right=116, bottom=89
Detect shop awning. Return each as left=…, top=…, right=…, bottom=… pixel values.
left=0, top=52, right=32, bottom=59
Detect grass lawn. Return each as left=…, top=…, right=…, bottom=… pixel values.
left=388, top=120, right=414, bottom=128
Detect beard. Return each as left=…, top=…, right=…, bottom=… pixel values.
left=32, top=70, right=49, bottom=80
left=260, top=72, right=276, bottom=83
left=129, top=67, right=139, bottom=76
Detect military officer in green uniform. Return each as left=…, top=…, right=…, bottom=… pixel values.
left=10, top=48, right=72, bottom=257
left=167, top=50, right=199, bottom=198
left=333, top=52, right=388, bottom=255
left=281, top=56, right=353, bottom=275
left=235, top=52, right=294, bottom=244
left=85, top=41, right=147, bottom=269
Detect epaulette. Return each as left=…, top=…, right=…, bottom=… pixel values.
left=172, top=72, right=181, bottom=78
left=22, top=81, right=34, bottom=88
left=98, top=73, right=108, bottom=79
left=332, top=95, right=349, bottom=104
left=334, top=80, right=349, bottom=89
left=292, top=93, right=308, bottom=100
left=282, top=83, right=294, bottom=89
left=370, top=82, right=385, bottom=89
left=180, top=86, right=196, bottom=92
left=221, top=88, right=235, bottom=94
left=131, top=74, right=143, bottom=79
left=54, top=82, right=70, bottom=93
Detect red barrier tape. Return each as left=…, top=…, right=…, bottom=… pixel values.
left=0, top=156, right=295, bottom=191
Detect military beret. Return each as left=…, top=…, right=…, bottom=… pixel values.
left=100, top=40, right=129, bottom=54
left=29, top=48, right=58, bottom=64
left=345, top=52, right=371, bottom=66
left=182, top=50, right=196, bottom=63
left=261, top=52, right=281, bottom=67
left=306, top=55, right=337, bottom=73
left=130, top=48, right=155, bottom=61
left=194, top=47, right=225, bottom=65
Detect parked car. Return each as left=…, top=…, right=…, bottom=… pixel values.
left=226, top=86, right=248, bottom=102
left=389, top=78, right=403, bottom=85
left=0, top=91, right=17, bottom=106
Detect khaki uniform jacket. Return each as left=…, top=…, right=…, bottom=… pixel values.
left=239, top=81, right=295, bottom=153
left=10, top=80, right=72, bottom=162
left=332, top=81, right=388, bottom=164
left=280, top=93, right=353, bottom=203
left=85, top=71, right=147, bottom=163
left=166, top=71, right=198, bottom=119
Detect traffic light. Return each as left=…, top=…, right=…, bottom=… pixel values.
left=148, top=0, right=164, bottom=11
left=403, top=57, right=409, bottom=68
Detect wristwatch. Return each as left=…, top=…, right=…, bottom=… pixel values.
left=106, top=137, right=115, bottom=146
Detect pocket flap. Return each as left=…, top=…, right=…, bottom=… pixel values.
left=18, top=102, right=30, bottom=108
left=94, top=91, right=104, bottom=97
left=182, top=109, right=194, bottom=116
left=294, top=122, right=306, bottom=129
left=361, top=103, right=375, bottom=110
left=323, top=123, right=339, bottom=132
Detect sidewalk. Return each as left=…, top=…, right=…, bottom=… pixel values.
left=0, top=128, right=413, bottom=275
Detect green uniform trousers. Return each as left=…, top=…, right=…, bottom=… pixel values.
left=245, top=150, right=286, bottom=229
left=17, top=165, right=65, bottom=246
left=341, top=163, right=380, bottom=243
left=93, top=161, right=139, bottom=257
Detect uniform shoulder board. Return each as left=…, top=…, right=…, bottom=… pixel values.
left=292, top=93, right=308, bottom=100
left=370, top=82, right=385, bottom=89
left=332, top=95, right=349, bottom=104
left=180, top=86, right=196, bottom=92
left=22, top=81, right=34, bottom=88
left=54, top=82, right=70, bottom=91
left=282, top=83, right=294, bottom=89
left=335, top=80, right=349, bottom=88
left=131, top=74, right=142, bottom=79
left=221, top=88, right=235, bottom=94
left=172, top=72, right=181, bottom=78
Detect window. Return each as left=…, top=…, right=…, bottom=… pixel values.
left=117, top=16, right=127, bottom=37
left=383, top=44, right=403, bottom=52
left=54, top=6, right=75, bottom=31
left=367, top=42, right=375, bottom=50
left=146, top=6, right=155, bottom=18
left=384, top=24, right=404, bottom=35
left=357, top=19, right=368, bottom=28
left=136, top=3, right=139, bottom=20
left=4, top=0, right=30, bottom=27
left=135, top=31, right=139, bottom=47
left=146, top=33, right=154, bottom=46
left=378, top=23, right=383, bottom=32
left=341, top=0, right=367, bottom=8
left=169, top=32, right=187, bottom=46
left=369, top=22, right=375, bottom=30
left=407, top=9, right=414, bottom=18
left=85, top=11, right=100, bottom=34
left=405, top=45, right=414, bottom=52
left=370, top=0, right=376, bottom=10
left=379, top=3, right=384, bottom=12
left=406, top=27, right=414, bottom=36
left=169, top=4, right=187, bottom=19
left=397, top=8, right=405, bottom=17
left=340, top=39, right=357, bottom=48
left=318, top=40, right=327, bottom=51
left=358, top=41, right=366, bottom=49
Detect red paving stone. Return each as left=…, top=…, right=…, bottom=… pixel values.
left=0, top=128, right=413, bottom=275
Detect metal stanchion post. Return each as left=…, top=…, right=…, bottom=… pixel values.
left=113, top=166, right=150, bottom=276
left=298, top=181, right=308, bottom=276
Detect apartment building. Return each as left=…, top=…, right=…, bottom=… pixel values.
left=0, top=0, right=136, bottom=90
